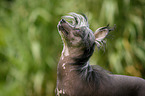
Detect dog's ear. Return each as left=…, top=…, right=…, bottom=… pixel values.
left=94, top=24, right=116, bottom=49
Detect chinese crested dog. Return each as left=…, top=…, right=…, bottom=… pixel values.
left=56, top=13, right=145, bottom=96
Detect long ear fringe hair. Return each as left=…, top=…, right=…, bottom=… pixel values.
left=95, top=24, right=116, bottom=51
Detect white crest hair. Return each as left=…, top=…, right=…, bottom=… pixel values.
left=62, top=12, right=89, bottom=28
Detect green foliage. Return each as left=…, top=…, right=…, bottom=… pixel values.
left=0, top=0, right=144, bottom=96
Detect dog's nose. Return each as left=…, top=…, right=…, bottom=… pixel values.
left=60, top=19, right=66, bottom=24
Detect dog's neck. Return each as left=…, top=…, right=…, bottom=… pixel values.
left=58, top=45, right=84, bottom=70
left=57, top=42, right=95, bottom=79
left=60, top=44, right=83, bottom=61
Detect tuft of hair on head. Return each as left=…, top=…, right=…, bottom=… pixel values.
left=94, top=24, right=116, bottom=50
left=62, top=12, right=89, bottom=28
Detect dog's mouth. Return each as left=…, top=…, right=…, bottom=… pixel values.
left=58, top=19, right=73, bottom=37
left=58, top=25, right=69, bottom=36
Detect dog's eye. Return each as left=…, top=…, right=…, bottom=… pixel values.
left=75, top=29, right=80, bottom=32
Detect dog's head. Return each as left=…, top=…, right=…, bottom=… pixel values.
left=58, top=13, right=115, bottom=50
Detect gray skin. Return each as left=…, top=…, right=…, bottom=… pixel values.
left=56, top=15, right=145, bottom=96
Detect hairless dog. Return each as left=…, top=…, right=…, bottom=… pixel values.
left=56, top=13, right=145, bottom=96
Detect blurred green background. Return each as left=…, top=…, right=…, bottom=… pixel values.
left=0, top=0, right=145, bottom=96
